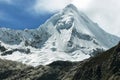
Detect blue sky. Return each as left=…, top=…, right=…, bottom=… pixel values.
left=0, top=0, right=54, bottom=29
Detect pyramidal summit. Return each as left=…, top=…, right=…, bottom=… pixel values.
left=0, top=4, right=119, bottom=66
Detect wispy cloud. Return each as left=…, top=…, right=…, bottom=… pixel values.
left=80, top=0, right=120, bottom=36
left=32, top=0, right=71, bottom=14
left=0, top=0, right=14, bottom=4
left=72, top=0, right=92, bottom=10
left=0, top=11, right=14, bottom=21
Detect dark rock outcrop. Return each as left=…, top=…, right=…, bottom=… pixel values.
left=1, top=48, right=31, bottom=56
left=0, top=45, right=6, bottom=52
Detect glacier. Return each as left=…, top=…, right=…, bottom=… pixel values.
left=0, top=4, right=120, bottom=66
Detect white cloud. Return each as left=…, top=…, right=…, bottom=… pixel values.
left=74, top=0, right=120, bottom=37
left=72, top=0, right=92, bottom=10
left=33, top=0, right=71, bottom=13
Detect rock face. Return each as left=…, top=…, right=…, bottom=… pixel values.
left=0, top=4, right=120, bottom=66
left=71, top=42, right=120, bottom=80
left=0, top=42, right=120, bottom=80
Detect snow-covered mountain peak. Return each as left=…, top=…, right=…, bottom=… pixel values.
left=64, top=4, right=79, bottom=13
left=0, top=4, right=120, bottom=66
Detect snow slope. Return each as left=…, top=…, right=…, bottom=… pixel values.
left=0, top=4, right=120, bottom=66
